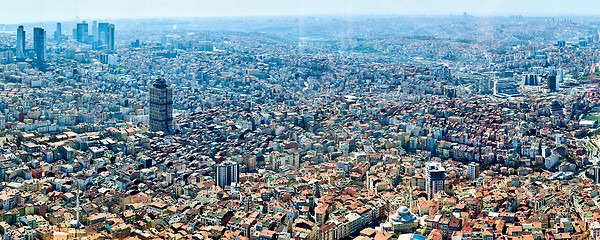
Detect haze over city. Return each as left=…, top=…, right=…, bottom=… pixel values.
left=1, top=0, right=600, bottom=24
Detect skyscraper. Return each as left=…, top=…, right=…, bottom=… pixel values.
left=76, top=21, right=88, bottom=43
left=98, top=22, right=109, bottom=45
left=33, top=27, right=46, bottom=64
left=216, top=160, right=240, bottom=188
left=54, top=23, right=62, bottom=42
left=149, top=78, right=173, bottom=132
left=16, top=26, right=25, bottom=60
left=548, top=75, right=559, bottom=92
left=92, top=21, right=98, bottom=41
left=557, top=69, right=564, bottom=90
left=426, top=162, right=445, bottom=200
left=107, top=24, right=115, bottom=52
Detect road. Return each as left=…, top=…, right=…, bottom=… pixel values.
left=581, top=137, right=600, bottom=164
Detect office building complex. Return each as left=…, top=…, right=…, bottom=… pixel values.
left=16, top=26, right=25, bottom=60
left=216, top=160, right=240, bottom=188
left=492, top=78, right=519, bottom=96
left=149, top=78, right=173, bottom=132
left=426, top=162, right=445, bottom=200
left=33, top=27, right=45, bottom=64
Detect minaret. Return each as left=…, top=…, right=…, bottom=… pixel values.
left=74, top=188, right=80, bottom=239
left=409, top=180, right=413, bottom=210
left=366, top=170, right=370, bottom=190
left=76, top=189, right=80, bottom=225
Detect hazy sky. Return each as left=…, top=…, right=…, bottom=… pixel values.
left=1, top=0, right=599, bottom=24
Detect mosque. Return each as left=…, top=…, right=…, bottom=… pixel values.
left=380, top=206, right=420, bottom=234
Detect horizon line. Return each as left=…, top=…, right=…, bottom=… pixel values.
left=3, top=12, right=600, bottom=26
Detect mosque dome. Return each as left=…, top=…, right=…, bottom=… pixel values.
left=398, top=206, right=409, bottom=214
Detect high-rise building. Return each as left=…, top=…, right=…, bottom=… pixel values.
left=16, top=26, right=25, bottom=60
left=149, top=78, right=173, bottom=132
left=467, top=162, right=480, bottom=181
left=33, top=27, right=46, bottom=64
left=548, top=75, right=559, bottom=92
left=54, top=23, right=62, bottom=42
left=97, top=22, right=115, bottom=51
left=557, top=69, right=564, bottom=89
left=76, top=21, right=88, bottom=43
left=523, top=74, right=539, bottom=86
left=92, top=21, right=98, bottom=41
left=216, top=160, right=240, bottom=188
left=426, top=162, right=445, bottom=200
left=107, top=24, right=115, bottom=52
left=593, top=164, right=600, bottom=184
left=0, top=115, right=6, bottom=130
left=98, top=22, right=109, bottom=45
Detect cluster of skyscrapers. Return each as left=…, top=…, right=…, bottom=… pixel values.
left=15, top=25, right=45, bottom=67
left=75, top=21, right=115, bottom=52
left=13, top=21, right=115, bottom=69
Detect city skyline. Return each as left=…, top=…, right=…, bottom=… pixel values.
left=2, top=0, right=600, bottom=24
left=1, top=1, right=600, bottom=239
